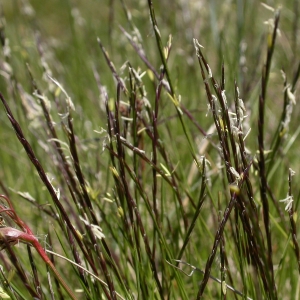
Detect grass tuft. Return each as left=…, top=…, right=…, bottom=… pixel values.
left=0, top=1, right=299, bottom=299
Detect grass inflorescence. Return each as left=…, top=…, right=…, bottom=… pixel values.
left=0, top=0, right=299, bottom=299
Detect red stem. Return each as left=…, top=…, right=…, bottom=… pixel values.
left=0, top=195, right=77, bottom=300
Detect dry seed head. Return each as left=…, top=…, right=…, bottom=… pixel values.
left=261, top=2, right=275, bottom=12
left=286, top=85, right=296, bottom=105
left=80, top=216, right=105, bottom=240
left=229, top=167, right=241, bottom=181
left=279, top=195, right=293, bottom=212
left=47, top=74, right=75, bottom=111
left=221, top=90, right=227, bottom=106
left=289, top=168, right=296, bottom=176
left=154, top=25, right=161, bottom=38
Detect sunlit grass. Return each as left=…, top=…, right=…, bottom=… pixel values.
left=0, top=1, right=299, bottom=299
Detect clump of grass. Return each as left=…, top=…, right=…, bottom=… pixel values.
left=0, top=1, right=299, bottom=299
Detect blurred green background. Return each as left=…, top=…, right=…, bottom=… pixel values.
left=0, top=0, right=299, bottom=298
left=1, top=0, right=299, bottom=206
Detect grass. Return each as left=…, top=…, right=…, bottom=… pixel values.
left=0, top=0, right=299, bottom=299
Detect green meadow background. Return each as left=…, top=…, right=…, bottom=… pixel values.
left=0, top=0, right=299, bottom=299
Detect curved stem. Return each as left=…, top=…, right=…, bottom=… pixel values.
left=26, top=233, right=78, bottom=300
